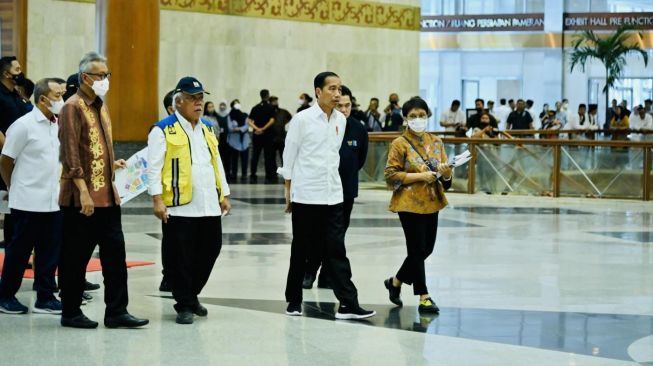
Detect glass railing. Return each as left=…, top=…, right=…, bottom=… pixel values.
left=362, top=133, right=653, bottom=201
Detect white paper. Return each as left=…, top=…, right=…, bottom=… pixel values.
left=115, top=147, right=150, bottom=205
left=449, top=150, right=472, bottom=168
left=0, top=191, right=9, bottom=214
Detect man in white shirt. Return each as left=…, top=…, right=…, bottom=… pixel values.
left=630, top=105, right=653, bottom=141
left=566, top=103, right=590, bottom=139
left=439, top=99, right=466, bottom=132
left=277, top=72, right=375, bottom=320
left=495, top=99, right=512, bottom=130
left=148, top=77, right=231, bottom=325
left=0, top=78, right=64, bottom=315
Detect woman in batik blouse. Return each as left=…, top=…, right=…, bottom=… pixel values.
left=383, top=97, right=452, bottom=314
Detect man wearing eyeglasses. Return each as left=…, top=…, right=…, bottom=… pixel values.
left=147, top=77, right=231, bottom=325
left=58, top=51, right=148, bottom=329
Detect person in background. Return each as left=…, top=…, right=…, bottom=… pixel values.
left=540, top=109, right=562, bottom=140
left=297, top=93, right=313, bottom=113
left=63, top=74, right=80, bottom=102
left=566, top=103, right=589, bottom=139
left=467, top=98, right=498, bottom=130
left=157, top=89, right=176, bottom=293
left=507, top=99, right=534, bottom=133
left=486, top=100, right=495, bottom=116
left=439, top=99, right=466, bottom=133
left=495, top=99, right=512, bottom=130
left=0, top=56, right=32, bottom=250
left=525, top=100, right=538, bottom=129
left=204, top=101, right=231, bottom=173
left=15, top=78, right=35, bottom=101
left=227, top=99, right=250, bottom=181
left=620, top=100, right=631, bottom=117
left=383, top=93, right=403, bottom=131
left=606, top=99, right=619, bottom=130
left=630, top=105, right=653, bottom=141
left=610, top=105, right=629, bottom=141
left=508, top=99, right=516, bottom=111
left=554, top=101, right=568, bottom=128
left=644, top=99, right=652, bottom=116
left=163, top=90, right=175, bottom=116
left=472, top=112, right=513, bottom=139
left=364, top=97, right=384, bottom=132
left=585, top=104, right=600, bottom=140
left=269, top=96, right=292, bottom=166
left=350, top=96, right=367, bottom=123
left=248, top=89, right=277, bottom=183
left=383, top=96, right=452, bottom=314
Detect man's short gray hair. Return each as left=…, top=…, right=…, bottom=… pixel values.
left=172, top=92, right=183, bottom=111
left=33, top=78, right=56, bottom=103
left=78, top=51, right=107, bottom=74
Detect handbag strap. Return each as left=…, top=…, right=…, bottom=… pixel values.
left=402, top=136, right=434, bottom=171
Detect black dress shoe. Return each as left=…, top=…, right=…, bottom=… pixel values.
left=84, top=280, right=101, bottom=292
left=194, top=304, right=208, bottom=317
left=61, top=314, right=99, bottom=329
left=104, top=313, right=149, bottom=328
left=384, top=277, right=403, bottom=307
left=159, top=278, right=172, bottom=292
left=176, top=311, right=194, bottom=324
left=302, top=273, right=315, bottom=289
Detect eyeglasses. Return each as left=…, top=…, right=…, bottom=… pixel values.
left=85, top=72, right=111, bottom=80
left=182, top=93, right=204, bottom=103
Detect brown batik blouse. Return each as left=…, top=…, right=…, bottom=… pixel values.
left=58, top=89, right=120, bottom=208
left=384, top=130, right=449, bottom=214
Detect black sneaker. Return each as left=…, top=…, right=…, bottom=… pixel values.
left=285, top=303, right=302, bottom=316
left=81, top=292, right=93, bottom=305
left=302, top=273, right=315, bottom=289
left=176, top=311, right=194, bottom=325
left=0, top=297, right=28, bottom=314
left=418, top=297, right=440, bottom=314
left=335, top=305, right=376, bottom=320
left=194, top=303, right=208, bottom=317
left=84, top=280, right=100, bottom=292
left=384, top=277, right=403, bottom=307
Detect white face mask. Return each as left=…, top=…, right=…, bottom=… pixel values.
left=47, top=98, right=65, bottom=115
left=91, top=78, right=109, bottom=96
left=298, top=99, right=305, bottom=106
left=407, top=118, right=427, bottom=133
left=233, top=103, right=241, bottom=110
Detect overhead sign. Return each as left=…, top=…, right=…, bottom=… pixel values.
left=564, top=12, right=653, bottom=31
left=421, top=14, right=544, bottom=32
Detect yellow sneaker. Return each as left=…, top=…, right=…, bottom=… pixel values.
left=418, top=297, right=440, bottom=314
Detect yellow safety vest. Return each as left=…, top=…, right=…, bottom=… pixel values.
left=155, top=116, right=224, bottom=207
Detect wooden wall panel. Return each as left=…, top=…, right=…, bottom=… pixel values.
left=0, top=0, right=27, bottom=70
left=105, top=0, right=159, bottom=141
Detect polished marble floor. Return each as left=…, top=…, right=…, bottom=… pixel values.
left=1, top=184, right=652, bottom=366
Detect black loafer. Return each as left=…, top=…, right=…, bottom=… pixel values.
left=61, top=314, right=99, bottom=329
left=104, top=313, right=149, bottom=328
left=176, top=311, right=194, bottom=324
left=194, top=304, right=208, bottom=317
left=384, top=277, right=403, bottom=307
left=84, top=280, right=101, bottom=292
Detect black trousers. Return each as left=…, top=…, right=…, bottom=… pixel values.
left=306, top=198, right=355, bottom=280
left=251, top=135, right=276, bottom=179
left=0, top=209, right=61, bottom=301
left=59, top=206, right=128, bottom=318
left=162, top=216, right=222, bottom=313
left=230, top=147, right=249, bottom=179
left=397, top=212, right=439, bottom=295
left=218, top=143, right=232, bottom=179
left=285, top=203, right=358, bottom=307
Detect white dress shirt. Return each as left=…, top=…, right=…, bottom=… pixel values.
left=277, top=103, right=345, bottom=205
left=440, top=109, right=466, bottom=131
left=630, top=113, right=653, bottom=141
left=147, top=111, right=230, bottom=217
left=495, top=105, right=512, bottom=130
left=1, top=107, right=60, bottom=212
